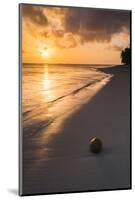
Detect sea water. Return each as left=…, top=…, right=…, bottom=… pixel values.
left=22, top=64, right=112, bottom=160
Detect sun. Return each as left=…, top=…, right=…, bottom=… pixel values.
left=41, top=50, right=49, bottom=58
left=39, top=47, right=51, bottom=58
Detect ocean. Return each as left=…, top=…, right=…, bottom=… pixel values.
left=22, top=64, right=112, bottom=153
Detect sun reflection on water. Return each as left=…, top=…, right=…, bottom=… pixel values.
left=42, top=65, right=55, bottom=102
left=23, top=64, right=114, bottom=173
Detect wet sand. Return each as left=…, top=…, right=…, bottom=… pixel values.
left=21, top=65, right=131, bottom=195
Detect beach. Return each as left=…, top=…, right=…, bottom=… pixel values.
left=22, top=64, right=131, bottom=195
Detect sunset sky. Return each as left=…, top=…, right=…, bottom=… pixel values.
left=21, top=4, right=130, bottom=64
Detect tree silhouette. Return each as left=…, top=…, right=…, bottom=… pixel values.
left=121, top=47, right=131, bottom=65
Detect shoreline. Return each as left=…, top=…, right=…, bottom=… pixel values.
left=23, top=64, right=131, bottom=194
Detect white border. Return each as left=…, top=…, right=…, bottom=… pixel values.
left=0, top=0, right=134, bottom=199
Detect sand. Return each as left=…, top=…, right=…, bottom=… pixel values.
left=22, top=65, right=131, bottom=195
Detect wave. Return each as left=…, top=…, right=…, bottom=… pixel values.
left=23, top=74, right=110, bottom=129
left=22, top=64, right=113, bottom=139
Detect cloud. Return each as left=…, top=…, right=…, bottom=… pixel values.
left=64, top=8, right=130, bottom=43
left=112, top=45, right=124, bottom=51
left=22, top=5, right=48, bottom=26
left=55, top=32, right=77, bottom=48
left=107, top=44, right=123, bottom=52
left=22, top=5, right=130, bottom=49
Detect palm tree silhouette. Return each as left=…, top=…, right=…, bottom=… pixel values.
left=121, top=47, right=131, bottom=65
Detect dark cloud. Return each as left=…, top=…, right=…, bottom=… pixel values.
left=22, top=5, right=48, bottom=26
left=64, top=9, right=81, bottom=33
left=22, top=5, right=130, bottom=48
left=64, top=8, right=130, bottom=42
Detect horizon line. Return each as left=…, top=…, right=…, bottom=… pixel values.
left=22, top=62, right=120, bottom=66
